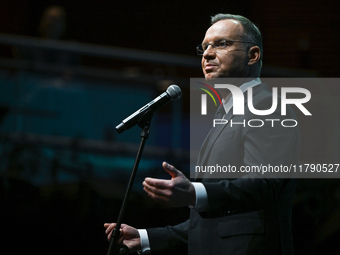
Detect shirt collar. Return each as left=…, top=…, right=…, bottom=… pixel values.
left=222, top=78, right=261, bottom=117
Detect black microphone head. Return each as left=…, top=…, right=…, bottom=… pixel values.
left=166, top=85, right=182, bottom=100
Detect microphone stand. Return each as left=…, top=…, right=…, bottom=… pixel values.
left=106, top=111, right=153, bottom=255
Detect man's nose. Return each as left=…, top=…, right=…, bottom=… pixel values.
left=203, top=45, right=216, bottom=59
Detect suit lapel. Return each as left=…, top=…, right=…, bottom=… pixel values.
left=197, top=83, right=266, bottom=167
left=198, top=109, right=233, bottom=167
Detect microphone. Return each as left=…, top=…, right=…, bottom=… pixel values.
left=115, top=85, right=182, bottom=133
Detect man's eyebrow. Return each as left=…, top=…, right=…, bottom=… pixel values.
left=202, top=38, right=231, bottom=44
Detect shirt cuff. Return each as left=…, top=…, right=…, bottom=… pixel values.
left=191, top=182, right=209, bottom=212
left=137, top=229, right=151, bottom=254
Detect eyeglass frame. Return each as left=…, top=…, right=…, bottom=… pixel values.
left=196, top=39, right=255, bottom=55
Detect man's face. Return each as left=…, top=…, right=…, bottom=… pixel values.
left=201, top=19, right=249, bottom=80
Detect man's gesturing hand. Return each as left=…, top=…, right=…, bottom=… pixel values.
left=104, top=223, right=141, bottom=253
left=142, top=162, right=196, bottom=207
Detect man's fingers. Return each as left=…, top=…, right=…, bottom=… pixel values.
left=143, top=182, right=170, bottom=197
left=144, top=188, right=169, bottom=204
left=104, top=223, right=116, bottom=233
left=143, top=184, right=170, bottom=203
left=104, top=223, right=115, bottom=228
left=104, top=223, right=119, bottom=240
left=144, top=177, right=172, bottom=189
left=143, top=162, right=183, bottom=189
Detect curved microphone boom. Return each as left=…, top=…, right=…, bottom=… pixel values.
left=115, top=85, right=182, bottom=133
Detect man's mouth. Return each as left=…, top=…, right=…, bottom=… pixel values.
left=204, top=63, right=218, bottom=72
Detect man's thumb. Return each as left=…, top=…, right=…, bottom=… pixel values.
left=162, top=161, right=180, bottom=178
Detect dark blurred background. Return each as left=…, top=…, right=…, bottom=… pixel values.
left=0, top=0, right=339, bottom=254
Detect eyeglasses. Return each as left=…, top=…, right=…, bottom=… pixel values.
left=196, top=40, right=255, bottom=55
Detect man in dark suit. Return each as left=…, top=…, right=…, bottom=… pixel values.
left=105, top=14, right=299, bottom=255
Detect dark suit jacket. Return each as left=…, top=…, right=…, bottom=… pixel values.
left=147, top=84, right=299, bottom=255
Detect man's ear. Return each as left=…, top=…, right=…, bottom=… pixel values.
left=248, top=46, right=261, bottom=66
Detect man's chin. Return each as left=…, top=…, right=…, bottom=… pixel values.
left=204, top=73, right=220, bottom=81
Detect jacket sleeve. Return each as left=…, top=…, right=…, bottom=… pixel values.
left=146, top=219, right=189, bottom=254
